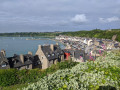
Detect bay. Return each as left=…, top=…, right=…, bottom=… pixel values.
left=0, top=37, right=65, bottom=57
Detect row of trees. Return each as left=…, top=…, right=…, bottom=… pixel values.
left=0, top=29, right=120, bottom=41
left=0, top=32, right=60, bottom=37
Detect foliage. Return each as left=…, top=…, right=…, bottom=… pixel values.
left=0, top=29, right=120, bottom=41
left=0, top=32, right=60, bottom=37
left=0, top=69, right=18, bottom=87
left=23, top=51, right=120, bottom=90
left=0, top=60, right=78, bottom=87
left=62, top=29, right=120, bottom=42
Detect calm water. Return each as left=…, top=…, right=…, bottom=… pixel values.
left=0, top=37, right=65, bottom=57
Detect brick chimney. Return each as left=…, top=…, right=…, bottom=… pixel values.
left=50, top=44, right=54, bottom=51
left=20, top=54, right=24, bottom=63
left=1, top=49, right=6, bottom=57
left=28, top=51, right=33, bottom=55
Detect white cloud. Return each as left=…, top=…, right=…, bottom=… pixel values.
left=99, top=16, right=120, bottom=23
left=71, top=14, right=88, bottom=24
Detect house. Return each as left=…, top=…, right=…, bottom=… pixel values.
left=72, top=50, right=85, bottom=62
left=36, top=44, right=64, bottom=69
left=0, top=50, right=10, bottom=69
left=94, top=39, right=104, bottom=46
left=8, top=52, right=41, bottom=70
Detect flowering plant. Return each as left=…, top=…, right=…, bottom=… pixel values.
left=23, top=51, right=120, bottom=90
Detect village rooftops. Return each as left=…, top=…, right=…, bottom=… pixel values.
left=10, top=54, right=33, bottom=68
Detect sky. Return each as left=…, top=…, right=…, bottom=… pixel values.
left=0, top=0, right=120, bottom=33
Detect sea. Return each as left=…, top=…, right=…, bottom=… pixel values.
left=0, top=37, right=65, bottom=57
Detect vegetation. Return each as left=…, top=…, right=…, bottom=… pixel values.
left=0, top=29, right=120, bottom=42
left=23, top=51, right=120, bottom=90
left=62, top=29, right=120, bottom=42
left=0, top=61, right=78, bottom=89
left=0, top=32, right=61, bottom=37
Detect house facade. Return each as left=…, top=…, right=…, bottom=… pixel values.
left=36, top=44, right=64, bottom=69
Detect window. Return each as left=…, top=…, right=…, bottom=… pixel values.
left=2, top=64, right=6, bottom=67
left=48, top=55, right=50, bottom=57
left=26, top=65, right=29, bottom=69
left=2, top=63, right=7, bottom=67
left=1, top=62, right=7, bottom=67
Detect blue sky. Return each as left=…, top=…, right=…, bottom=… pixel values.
left=0, top=0, right=120, bottom=32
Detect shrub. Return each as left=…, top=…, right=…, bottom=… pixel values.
left=0, top=60, right=78, bottom=87
left=0, top=69, right=18, bottom=86
left=23, top=51, right=120, bottom=90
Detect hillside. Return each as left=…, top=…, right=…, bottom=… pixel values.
left=62, top=29, right=120, bottom=42
left=23, top=51, right=120, bottom=90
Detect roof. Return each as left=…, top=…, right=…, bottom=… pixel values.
left=11, top=54, right=33, bottom=68
left=74, top=50, right=85, bottom=59
left=42, top=45, right=64, bottom=61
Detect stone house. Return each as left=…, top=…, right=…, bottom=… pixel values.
left=0, top=50, right=10, bottom=69
left=8, top=52, right=41, bottom=70
left=36, top=44, right=64, bottom=69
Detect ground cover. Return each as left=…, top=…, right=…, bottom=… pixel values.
left=23, top=51, right=120, bottom=90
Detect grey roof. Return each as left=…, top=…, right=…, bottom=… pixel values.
left=42, top=45, right=64, bottom=61
left=74, top=50, right=85, bottom=59
left=11, top=54, right=33, bottom=68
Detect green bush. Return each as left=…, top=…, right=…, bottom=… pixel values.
left=0, top=69, right=18, bottom=86
left=0, top=61, right=78, bottom=87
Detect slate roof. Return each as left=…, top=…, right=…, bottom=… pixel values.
left=74, top=50, right=85, bottom=59
left=11, top=54, right=33, bottom=68
left=42, top=45, right=64, bottom=61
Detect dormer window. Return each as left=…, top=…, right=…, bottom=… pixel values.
left=1, top=62, right=7, bottom=67
left=52, top=54, right=54, bottom=56
left=48, top=55, right=50, bottom=57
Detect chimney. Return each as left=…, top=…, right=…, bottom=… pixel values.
left=50, top=44, right=54, bottom=51
left=28, top=51, right=33, bottom=55
left=1, top=49, right=6, bottom=57
left=20, top=54, right=24, bottom=63
left=38, top=45, right=41, bottom=49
